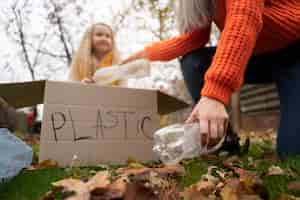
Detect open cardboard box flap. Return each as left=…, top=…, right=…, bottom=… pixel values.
left=0, top=80, right=188, bottom=114
left=0, top=80, right=45, bottom=108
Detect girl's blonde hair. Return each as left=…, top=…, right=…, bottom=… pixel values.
left=176, top=0, right=215, bottom=33
left=69, top=23, right=120, bottom=81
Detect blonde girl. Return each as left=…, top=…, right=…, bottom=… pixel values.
left=69, top=23, right=120, bottom=85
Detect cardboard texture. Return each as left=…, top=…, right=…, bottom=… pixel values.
left=0, top=81, right=45, bottom=108
left=0, top=81, right=188, bottom=166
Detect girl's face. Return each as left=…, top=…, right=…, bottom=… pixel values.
left=92, top=24, right=113, bottom=57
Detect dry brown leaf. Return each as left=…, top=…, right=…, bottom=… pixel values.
left=220, top=179, right=240, bottom=200
left=88, top=177, right=127, bottom=199
left=235, top=168, right=263, bottom=194
left=182, top=180, right=216, bottom=200
left=153, top=164, right=185, bottom=178
left=239, top=194, right=262, bottom=200
left=223, top=156, right=242, bottom=170
left=116, top=167, right=150, bottom=177
left=235, top=168, right=259, bottom=180
left=123, top=165, right=183, bottom=200
left=39, top=159, right=58, bottom=168
left=215, top=170, right=228, bottom=181
left=207, top=166, right=218, bottom=174
left=108, top=177, right=127, bottom=195
left=117, top=164, right=184, bottom=180
left=27, top=159, right=58, bottom=170
left=220, top=170, right=266, bottom=200
left=263, top=152, right=279, bottom=161
left=86, top=171, right=110, bottom=191
left=124, top=182, right=160, bottom=200
left=202, top=174, right=220, bottom=184
left=287, top=181, right=300, bottom=191
left=286, top=168, right=298, bottom=178
left=126, top=157, right=145, bottom=169
left=276, top=193, right=300, bottom=200
left=201, top=154, right=219, bottom=161
left=90, top=177, right=127, bottom=200
left=124, top=180, right=181, bottom=200
left=267, top=166, right=285, bottom=176
left=52, top=178, right=90, bottom=200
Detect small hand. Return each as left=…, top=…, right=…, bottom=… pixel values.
left=81, top=77, right=95, bottom=84
left=186, top=96, right=228, bottom=147
left=121, top=50, right=147, bottom=65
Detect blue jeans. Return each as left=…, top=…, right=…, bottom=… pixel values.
left=180, top=41, right=300, bottom=156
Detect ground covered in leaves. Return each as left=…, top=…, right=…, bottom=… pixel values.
left=1, top=130, right=300, bottom=200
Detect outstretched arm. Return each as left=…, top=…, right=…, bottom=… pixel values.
left=121, top=26, right=211, bottom=64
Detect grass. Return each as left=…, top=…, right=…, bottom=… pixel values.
left=0, top=168, right=66, bottom=200
left=1, top=141, right=300, bottom=200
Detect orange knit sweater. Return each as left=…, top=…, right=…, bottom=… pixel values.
left=144, top=0, right=300, bottom=105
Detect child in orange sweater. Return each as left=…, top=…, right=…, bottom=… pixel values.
left=69, top=23, right=121, bottom=86
left=123, top=0, right=300, bottom=156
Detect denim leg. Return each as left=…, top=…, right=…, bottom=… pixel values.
left=275, top=59, right=300, bottom=156
left=180, top=47, right=216, bottom=103
left=246, top=42, right=300, bottom=156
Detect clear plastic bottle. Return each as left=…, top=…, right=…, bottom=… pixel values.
left=153, top=123, right=224, bottom=165
left=93, top=59, right=150, bottom=85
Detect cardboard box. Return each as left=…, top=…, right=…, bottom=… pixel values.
left=0, top=81, right=188, bottom=166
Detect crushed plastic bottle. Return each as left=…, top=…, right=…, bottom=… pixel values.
left=93, top=59, right=150, bottom=86
left=153, top=123, right=225, bottom=165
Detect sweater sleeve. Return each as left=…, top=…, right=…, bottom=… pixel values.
left=144, top=26, right=211, bottom=61
left=201, top=0, right=264, bottom=105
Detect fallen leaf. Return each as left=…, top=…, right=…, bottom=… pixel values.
left=207, top=166, right=225, bottom=180
left=86, top=171, right=110, bottom=191
left=286, top=168, right=298, bottom=178
left=239, top=194, right=262, bottom=200
left=107, top=177, right=127, bottom=196
left=116, top=167, right=150, bottom=177
left=124, top=165, right=182, bottom=200
left=215, top=170, right=227, bottom=181
left=201, top=154, right=219, bottom=161
left=126, top=157, right=145, bottom=169
left=248, top=157, right=255, bottom=167
left=90, top=177, right=127, bottom=199
left=276, top=193, right=300, bottom=200
left=117, top=164, right=184, bottom=180
left=267, top=166, right=284, bottom=176
left=235, top=168, right=263, bottom=194
left=201, top=174, right=220, bottom=184
left=153, top=164, right=185, bottom=178
left=39, top=159, right=58, bottom=168
left=287, top=181, right=300, bottom=191
left=182, top=180, right=216, bottom=200
left=27, top=159, right=58, bottom=170
left=263, top=152, right=278, bottom=161
left=124, top=181, right=160, bottom=200
left=52, top=178, right=90, bottom=200
left=223, top=156, right=242, bottom=170
left=220, top=179, right=240, bottom=200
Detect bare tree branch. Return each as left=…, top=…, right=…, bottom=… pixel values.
left=26, top=40, right=68, bottom=60
left=37, top=49, right=67, bottom=59
left=32, top=32, right=47, bottom=67
left=11, top=2, right=35, bottom=80
left=49, top=0, right=72, bottom=65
